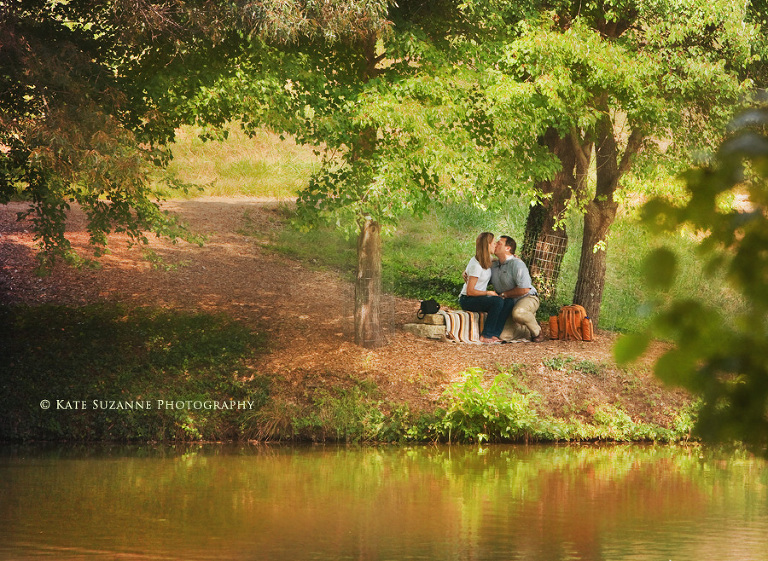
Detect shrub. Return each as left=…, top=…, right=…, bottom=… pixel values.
left=436, top=369, right=544, bottom=443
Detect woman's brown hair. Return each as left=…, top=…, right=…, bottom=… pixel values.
left=475, top=232, right=494, bottom=270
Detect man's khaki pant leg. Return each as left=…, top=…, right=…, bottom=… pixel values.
left=512, top=295, right=540, bottom=337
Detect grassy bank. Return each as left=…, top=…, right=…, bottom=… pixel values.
left=257, top=367, right=696, bottom=444
left=0, top=304, right=695, bottom=444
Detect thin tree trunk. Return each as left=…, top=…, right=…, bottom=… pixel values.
left=351, top=36, right=386, bottom=348
left=355, top=218, right=384, bottom=348
left=571, top=128, right=593, bottom=200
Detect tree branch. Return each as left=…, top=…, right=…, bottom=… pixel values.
left=617, top=128, right=644, bottom=177
left=569, top=127, right=590, bottom=172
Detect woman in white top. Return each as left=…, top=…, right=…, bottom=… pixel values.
left=458, top=232, right=515, bottom=344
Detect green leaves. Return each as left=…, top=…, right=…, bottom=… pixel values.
left=614, top=331, right=651, bottom=365
left=0, top=0, right=227, bottom=268
left=643, top=247, right=677, bottom=289
left=438, top=369, right=542, bottom=443
left=624, top=104, right=768, bottom=456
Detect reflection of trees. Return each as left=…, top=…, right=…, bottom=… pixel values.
left=1, top=445, right=766, bottom=560
left=472, top=448, right=706, bottom=561
left=434, top=445, right=766, bottom=561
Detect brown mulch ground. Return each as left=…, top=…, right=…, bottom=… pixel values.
left=0, top=197, right=690, bottom=426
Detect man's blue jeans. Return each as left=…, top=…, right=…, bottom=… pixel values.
left=459, top=295, right=515, bottom=338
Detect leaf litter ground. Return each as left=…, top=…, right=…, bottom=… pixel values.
left=0, top=198, right=690, bottom=430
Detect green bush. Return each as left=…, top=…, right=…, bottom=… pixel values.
left=435, top=369, right=545, bottom=444
left=291, top=382, right=386, bottom=443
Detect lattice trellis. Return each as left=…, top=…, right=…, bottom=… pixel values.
left=528, top=233, right=568, bottom=299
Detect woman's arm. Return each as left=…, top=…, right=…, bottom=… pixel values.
left=466, top=276, right=498, bottom=297
left=501, top=287, right=531, bottom=299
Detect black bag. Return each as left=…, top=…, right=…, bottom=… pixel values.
left=417, top=298, right=440, bottom=319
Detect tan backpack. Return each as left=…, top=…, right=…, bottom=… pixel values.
left=549, top=305, right=593, bottom=341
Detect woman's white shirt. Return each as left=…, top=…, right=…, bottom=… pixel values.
left=460, top=257, right=492, bottom=296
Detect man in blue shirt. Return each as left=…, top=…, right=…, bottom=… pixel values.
left=490, top=236, right=544, bottom=343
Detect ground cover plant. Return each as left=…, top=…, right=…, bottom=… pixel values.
left=251, top=366, right=694, bottom=444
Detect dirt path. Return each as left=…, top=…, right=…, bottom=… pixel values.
left=0, top=198, right=688, bottom=421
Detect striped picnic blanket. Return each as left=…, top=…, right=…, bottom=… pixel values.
left=439, top=310, right=485, bottom=344
left=438, top=309, right=532, bottom=344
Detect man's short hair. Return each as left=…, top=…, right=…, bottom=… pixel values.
left=500, top=235, right=516, bottom=254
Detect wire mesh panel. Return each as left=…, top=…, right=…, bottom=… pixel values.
left=529, top=233, right=568, bottom=299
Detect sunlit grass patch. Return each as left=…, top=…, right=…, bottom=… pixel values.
left=155, top=124, right=319, bottom=199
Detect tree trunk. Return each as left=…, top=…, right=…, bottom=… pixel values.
left=521, top=128, right=578, bottom=300
left=572, top=199, right=617, bottom=327
left=350, top=38, right=386, bottom=348
left=572, top=104, right=643, bottom=327
left=521, top=192, right=569, bottom=301
left=355, top=218, right=384, bottom=348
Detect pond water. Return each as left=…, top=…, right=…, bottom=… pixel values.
left=1, top=443, right=767, bottom=561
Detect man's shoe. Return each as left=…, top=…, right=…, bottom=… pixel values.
left=531, top=330, right=545, bottom=343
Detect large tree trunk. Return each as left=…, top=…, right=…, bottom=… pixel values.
left=572, top=105, right=643, bottom=327
left=521, top=128, right=578, bottom=300
left=521, top=193, right=568, bottom=301
left=355, top=218, right=384, bottom=348
left=573, top=199, right=617, bottom=327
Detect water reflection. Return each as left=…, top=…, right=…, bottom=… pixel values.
left=0, top=444, right=766, bottom=560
